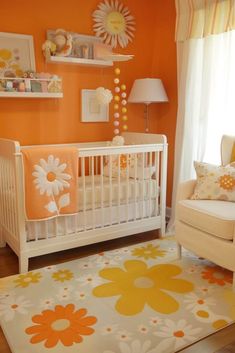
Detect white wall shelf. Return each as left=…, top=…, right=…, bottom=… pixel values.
left=47, top=55, right=113, bottom=67
left=0, top=92, right=63, bottom=98
left=0, top=76, right=63, bottom=98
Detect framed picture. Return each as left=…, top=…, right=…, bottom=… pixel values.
left=0, top=32, right=35, bottom=77
left=81, top=89, right=109, bottom=122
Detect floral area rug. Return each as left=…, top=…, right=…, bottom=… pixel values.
left=0, top=236, right=234, bottom=353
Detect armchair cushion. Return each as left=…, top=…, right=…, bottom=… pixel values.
left=191, top=161, right=235, bottom=202
left=178, top=199, right=235, bottom=240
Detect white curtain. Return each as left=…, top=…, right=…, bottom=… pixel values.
left=168, top=30, right=235, bottom=233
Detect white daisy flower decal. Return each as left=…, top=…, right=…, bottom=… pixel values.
left=115, top=330, right=132, bottom=341
left=186, top=265, right=201, bottom=274
left=74, top=291, right=87, bottom=300
left=154, top=319, right=202, bottom=351
left=56, top=291, right=71, bottom=301
left=77, top=261, right=93, bottom=270
left=76, top=274, right=102, bottom=287
left=184, top=292, right=216, bottom=310
left=0, top=295, right=32, bottom=321
left=32, top=155, right=71, bottom=196
left=101, top=324, right=119, bottom=335
left=43, top=265, right=58, bottom=272
left=40, top=298, right=55, bottom=310
left=197, top=286, right=214, bottom=296
left=149, top=316, right=163, bottom=327
left=137, top=324, right=149, bottom=334
left=92, top=0, right=135, bottom=48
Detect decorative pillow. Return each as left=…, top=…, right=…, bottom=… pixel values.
left=230, top=142, right=235, bottom=163
left=191, top=161, right=235, bottom=202
left=103, top=154, right=155, bottom=180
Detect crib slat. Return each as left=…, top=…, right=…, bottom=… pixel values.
left=126, top=153, right=129, bottom=223
left=156, top=151, right=160, bottom=216
left=81, top=157, right=86, bottom=230
left=142, top=152, right=145, bottom=219
left=117, top=154, right=121, bottom=224
left=100, top=156, right=104, bottom=227
left=109, top=155, right=112, bottom=225
left=149, top=151, right=153, bottom=218
left=91, top=156, right=95, bottom=229
left=134, top=153, right=137, bottom=221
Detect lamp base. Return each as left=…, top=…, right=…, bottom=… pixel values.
left=144, top=104, right=149, bottom=133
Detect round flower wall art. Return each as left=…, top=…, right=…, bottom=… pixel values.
left=92, top=0, right=135, bottom=48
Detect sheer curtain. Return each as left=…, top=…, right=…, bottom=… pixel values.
left=168, top=29, right=235, bottom=233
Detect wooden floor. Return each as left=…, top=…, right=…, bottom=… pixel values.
left=0, top=231, right=234, bottom=353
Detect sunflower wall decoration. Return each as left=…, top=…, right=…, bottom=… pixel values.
left=92, top=0, right=135, bottom=48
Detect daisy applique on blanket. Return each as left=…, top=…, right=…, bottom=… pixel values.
left=22, top=147, right=78, bottom=220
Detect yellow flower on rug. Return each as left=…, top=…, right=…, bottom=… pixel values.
left=25, top=304, right=97, bottom=348
left=52, top=269, right=74, bottom=282
left=93, top=260, right=193, bottom=316
left=131, top=243, right=166, bottom=260
left=14, top=272, right=42, bottom=288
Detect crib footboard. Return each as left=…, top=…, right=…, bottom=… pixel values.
left=0, top=139, right=28, bottom=271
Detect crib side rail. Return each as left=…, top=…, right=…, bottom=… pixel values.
left=77, top=142, right=167, bottom=234
left=0, top=139, right=25, bottom=253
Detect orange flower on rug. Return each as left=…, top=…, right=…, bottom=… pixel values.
left=14, top=272, right=42, bottom=288
left=201, top=266, right=232, bottom=286
left=93, top=260, right=193, bottom=315
left=131, top=243, right=167, bottom=259
left=25, top=304, right=97, bottom=348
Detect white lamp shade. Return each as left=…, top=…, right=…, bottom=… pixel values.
left=128, top=78, right=168, bottom=104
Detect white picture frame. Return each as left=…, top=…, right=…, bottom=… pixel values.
left=0, top=32, right=35, bottom=77
left=81, top=89, right=109, bottom=122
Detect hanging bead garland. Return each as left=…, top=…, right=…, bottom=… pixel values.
left=113, top=67, right=128, bottom=136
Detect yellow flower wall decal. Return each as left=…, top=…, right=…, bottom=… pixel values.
left=93, top=260, right=193, bottom=315
left=132, top=244, right=166, bottom=260
left=52, top=270, right=74, bottom=282
left=14, top=272, right=42, bottom=288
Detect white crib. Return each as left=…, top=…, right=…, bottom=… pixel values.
left=0, top=132, right=168, bottom=273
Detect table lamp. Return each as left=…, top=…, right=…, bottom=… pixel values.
left=128, top=78, right=168, bottom=132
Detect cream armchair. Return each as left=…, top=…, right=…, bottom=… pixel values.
left=175, top=135, right=235, bottom=289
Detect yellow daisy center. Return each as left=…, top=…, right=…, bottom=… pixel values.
left=134, top=276, right=154, bottom=289
left=11, top=304, right=18, bottom=309
left=197, top=299, right=204, bottom=304
left=51, top=319, right=71, bottom=331
left=174, top=330, right=185, bottom=338
left=47, top=171, right=56, bottom=182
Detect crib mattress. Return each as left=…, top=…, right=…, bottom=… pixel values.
left=77, top=175, right=158, bottom=210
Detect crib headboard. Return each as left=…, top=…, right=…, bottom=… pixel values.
left=122, top=132, right=167, bottom=145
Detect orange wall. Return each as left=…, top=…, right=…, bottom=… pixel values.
left=0, top=0, right=177, bottom=206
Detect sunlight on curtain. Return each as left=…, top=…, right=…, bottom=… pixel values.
left=203, top=31, right=235, bottom=164
left=167, top=29, right=235, bottom=234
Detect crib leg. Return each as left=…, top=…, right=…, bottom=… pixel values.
left=233, top=272, right=235, bottom=292
left=19, top=256, right=29, bottom=273
left=0, top=226, right=6, bottom=247
left=176, top=243, right=182, bottom=259
left=158, top=222, right=165, bottom=238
